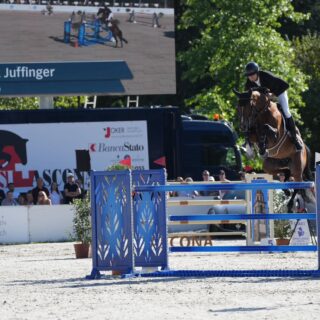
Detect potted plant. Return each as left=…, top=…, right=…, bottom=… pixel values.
left=72, top=195, right=91, bottom=258
left=274, top=219, right=291, bottom=245
left=272, top=190, right=292, bottom=245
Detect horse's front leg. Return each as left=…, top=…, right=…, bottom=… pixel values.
left=258, top=134, right=267, bottom=157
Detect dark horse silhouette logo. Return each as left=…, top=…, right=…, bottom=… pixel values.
left=0, top=130, right=28, bottom=170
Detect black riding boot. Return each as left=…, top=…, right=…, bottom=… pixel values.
left=286, top=116, right=303, bottom=151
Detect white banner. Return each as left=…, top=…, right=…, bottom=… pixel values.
left=290, top=219, right=311, bottom=245
left=0, top=121, right=149, bottom=192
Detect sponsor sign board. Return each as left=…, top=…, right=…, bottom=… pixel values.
left=0, top=121, right=149, bottom=192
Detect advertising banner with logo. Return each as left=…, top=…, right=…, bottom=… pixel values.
left=0, top=121, right=149, bottom=192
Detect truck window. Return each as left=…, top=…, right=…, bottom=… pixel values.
left=182, top=123, right=241, bottom=179
left=184, top=144, right=237, bottom=167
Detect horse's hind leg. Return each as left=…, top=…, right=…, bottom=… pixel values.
left=288, top=148, right=308, bottom=212
left=289, top=147, right=306, bottom=182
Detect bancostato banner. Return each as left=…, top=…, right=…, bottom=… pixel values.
left=0, top=121, right=149, bottom=192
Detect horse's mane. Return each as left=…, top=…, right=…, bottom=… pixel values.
left=250, top=87, right=270, bottom=95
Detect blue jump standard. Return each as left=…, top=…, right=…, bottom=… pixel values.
left=135, top=269, right=320, bottom=278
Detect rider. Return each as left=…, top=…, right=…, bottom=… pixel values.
left=104, top=6, right=114, bottom=27
left=244, top=61, right=303, bottom=151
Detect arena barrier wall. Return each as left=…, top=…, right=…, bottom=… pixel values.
left=0, top=205, right=74, bottom=244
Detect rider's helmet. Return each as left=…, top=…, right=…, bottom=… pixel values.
left=244, top=62, right=259, bottom=76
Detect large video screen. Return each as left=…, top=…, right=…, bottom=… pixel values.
left=0, top=1, right=176, bottom=96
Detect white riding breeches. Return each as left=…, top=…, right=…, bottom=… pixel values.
left=278, top=91, right=291, bottom=118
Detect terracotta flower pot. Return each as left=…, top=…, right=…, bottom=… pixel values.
left=74, top=243, right=90, bottom=259
left=112, top=270, right=123, bottom=276
left=276, top=238, right=290, bottom=246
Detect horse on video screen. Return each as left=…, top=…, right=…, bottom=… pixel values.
left=97, top=7, right=128, bottom=48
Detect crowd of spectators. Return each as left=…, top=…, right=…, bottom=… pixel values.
left=170, top=169, right=304, bottom=201
left=0, top=172, right=87, bottom=206
left=171, top=169, right=234, bottom=199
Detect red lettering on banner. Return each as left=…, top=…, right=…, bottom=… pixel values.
left=13, top=170, right=36, bottom=188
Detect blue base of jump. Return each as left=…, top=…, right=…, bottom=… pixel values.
left=80, top=35, right=114, bottom=46
left=136, top=269, right=320, bottom=278
left=170, top=245, right=317, bottom=253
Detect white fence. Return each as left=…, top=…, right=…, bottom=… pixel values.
left=0, top=205, right=74, bottom=244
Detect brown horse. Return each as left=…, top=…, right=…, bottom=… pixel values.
left=97, top=8, right=128, bottom=48
left=234, top=87, right=312, bottom=188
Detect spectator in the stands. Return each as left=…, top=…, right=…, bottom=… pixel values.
left=218, top=170, right=230, bottom=183
left=37, top=191, right=52, bottom=205
left=239, top=171, right=246, bottom=182
left=75, top=179, right=87, bottom=200
left=17, top=193, right=27, bottom=205
left=7, top=182, right=19, bottom=200
left=0, top=188, right=5, bottom=205
left=207, top=176, right=219, bottom=197
left=26, top=191, right=34, bottom=206
left=200, top=170, right=216, bottom=196
left=218, top=169, right=230, bottom=199
left=177, top=177, right=198, bottom=197
left=32, top=178, right=50, bottom=204
left=202, top=170, right=210, bottom=182
left=1, top=191, right=18, bottom=206
left=64, top=172, right=81, bottom=204
left=277, top=172, right=286, bottom=182
left=170, top=176, right=184, bottom=197
left=50, top=182, right=63, bottom=205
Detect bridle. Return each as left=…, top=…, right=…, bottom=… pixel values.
left=237, top=88, right=271, bottom=134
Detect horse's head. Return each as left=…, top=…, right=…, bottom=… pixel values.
left=233, top=88, right=253, bottom=133
left=233, top=87, right=270, bottom=133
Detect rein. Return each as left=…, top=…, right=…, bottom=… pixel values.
left=265, top=112, right=288, bottom=157
left=254, top=94, right=289, bottom=157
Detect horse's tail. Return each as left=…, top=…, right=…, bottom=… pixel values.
left=303, top=144, right=313, bottom=181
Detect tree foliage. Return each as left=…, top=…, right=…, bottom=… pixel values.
left=293, top=32, right=320, bottom=153
left=0, top=97, right=39, bottom=110
left=178, top=0, right=308, bottom=122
